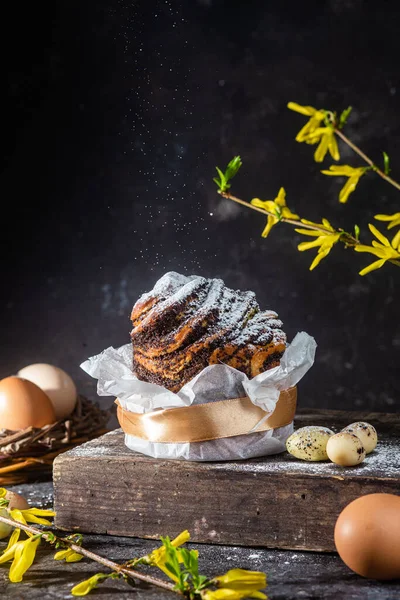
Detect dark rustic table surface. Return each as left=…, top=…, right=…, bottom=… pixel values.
left=0, top=482, right=399, bottom=600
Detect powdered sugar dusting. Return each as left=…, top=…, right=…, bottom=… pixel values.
left=216, top=437, right=399, bottom=478
left=136, top=272, right=200, bottom=305
left=65, top=429, right=399, bottom=480
left=132, top=271, right=284, bottom=347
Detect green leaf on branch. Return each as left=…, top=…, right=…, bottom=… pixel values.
left=213, top=167, right=226, bottom=190
left=180, top=547, right=208, bottom=592
left=225, top=155, right=242, bottom=182
left=159, top=536, right=210, bottom=594
left=354, top=224, right=360, bottom=240
left=338, top=106, right=352, bottom=129
left=160, top=536, right=186, bottom=590
left=213, top=155, right=242, bottom=192
left=165, top=561, right=180, bottom=578
left=383, top=151, right=390, bottom=175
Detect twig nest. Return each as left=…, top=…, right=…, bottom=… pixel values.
left=286, top=426, right=334, bottom=461
left=341, top=422, right=377, bottom=454
left=0, top=395, right=110, bottom=485
left=326, top=432, right=366, bottom=466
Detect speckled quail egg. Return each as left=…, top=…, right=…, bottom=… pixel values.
left=326, top=432, right=366, bottom=466
left=341, top=422, right=377, bottom=454
left=286, top=426, right=334, bottom=461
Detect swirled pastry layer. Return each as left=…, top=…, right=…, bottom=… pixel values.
left=130, top=272, right=286, bottom=392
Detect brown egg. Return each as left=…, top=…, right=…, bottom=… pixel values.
left=335, top=493, right=400, bottom=580
left=0, top=376, right=56, bottom=430
left=17, top=363, right=77, bottom=420
left=4, top=490, right=30, bottom=510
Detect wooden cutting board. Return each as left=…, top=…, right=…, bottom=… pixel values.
left=53, top=409, right=400, bottom=552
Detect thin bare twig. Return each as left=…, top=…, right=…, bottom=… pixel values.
left=334, top=128, right=400, bottom=192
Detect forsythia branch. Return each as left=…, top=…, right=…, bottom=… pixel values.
left=219, top=187, right=400, bottom=274
left=0, top=513, right=177, bottom=593
left=0, top=510, right=268, bottom=599
left=333, top=128, right=400, bottom=192
left=214, top=102, right=400, bottom=275
left=218, top=190, right=356, bottom=239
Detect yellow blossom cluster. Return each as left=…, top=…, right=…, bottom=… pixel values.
left=288, top=102, right=370, bottom=204
left=321, top=165, right=367, bottom=204
left=295, top=219, right=341, bottom=270
left=248, top=181, right=400, bottom=273
left=0, top=488, right=55, bottom=583
left=71, top=530, right=268, bottom=599
left=144, top=529, right=192, bottom=582
left=144, top=531, right=267, bottom=599
left=288, top=102, right=339, bottom=163
left=215, top=102, right=400, bottom=276
left=251, top=187, right=298, bottom=238
left=249, top=188, right=344, bottom=270
left=355, top=224, right=400, bottom=275
left=0, top=492, right=268, bottom=600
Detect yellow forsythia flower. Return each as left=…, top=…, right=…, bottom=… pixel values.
left=321, top=165, right=367, bottom=203
left=10, top=507, right=55, bottom=527
left=1, top=507, right=55, bottom=552
left=0, top=490, right=54, bottom=539
left=54, top=547, right=83, bottom=563
left=203, top=588, right=267, bottom=599
left=144, top=530, right=192, bottom=582
left=0, top=535, right=41, bottom=583
left=295, top=219, right=341, bottom=270
left=8, top=509, right=28, bottom=527
left=147, top=530, right=190, bottom=566
left=202, top=568, right=267, bottom=599
left=287, top=102, right=326, bottom=142
left=287, top=101, right=340, bottom=162
left=3, top=528, right=21, bottom=553
left=71, top=573, right=109, bottom=596
left=303, top=127, right=340, bottom=162
left=251, top=188, right=299, bottom=238
left=2, top=509, right=30, bottom=548
left=374, top=212, right=400, bottom=230
left=0, top=489, right=55, bottom=524
left=354, top=224, right=400, bottom=275
left=20, top=508, right=55, bottom=526
left=214, top=569, right=267, bottom=591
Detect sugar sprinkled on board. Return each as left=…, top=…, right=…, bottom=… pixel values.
left=66, top=430, right=399, bottom=480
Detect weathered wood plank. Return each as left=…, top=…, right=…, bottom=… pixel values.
left=53, top=410, right=400, bottom=552
left=4, top=486, right=400, bottom=600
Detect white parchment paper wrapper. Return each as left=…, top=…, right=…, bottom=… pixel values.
left=81, top=331, right=316, bottom=461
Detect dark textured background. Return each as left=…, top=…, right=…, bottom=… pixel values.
left=2, top=0, right=399, bottom=413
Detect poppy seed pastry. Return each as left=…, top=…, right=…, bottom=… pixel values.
left=130, top=272, right=286, bottom=393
